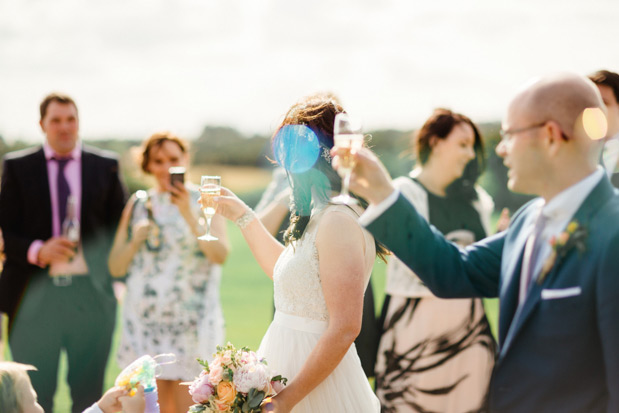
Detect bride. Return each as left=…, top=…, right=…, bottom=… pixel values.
left=213, top=94, right=385, bottom=412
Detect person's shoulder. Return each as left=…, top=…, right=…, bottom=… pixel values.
left=2, top=145, right=43, bottom=163
left=316, top=205, right=364, bottom=238
left=392, top=175, right=420, bottom=191
left=82, top=144, right=120, bottom=163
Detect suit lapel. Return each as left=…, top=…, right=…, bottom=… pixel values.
left=80, top=149, right=93, bottom=230
left=30, top=148, right=53, bottom=236
left=500, top=177, right=615, bottom=357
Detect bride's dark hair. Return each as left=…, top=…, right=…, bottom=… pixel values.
left=273, top=93, right=387, bottom=260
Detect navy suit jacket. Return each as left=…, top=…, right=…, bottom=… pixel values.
left=366, top=177, right=619, bottom=412
left=0, top=145, right=126, bottom=323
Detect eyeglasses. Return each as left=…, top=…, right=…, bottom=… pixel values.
left=499, top=121, right=570, bottom=143
left=499, top=122, right=547, bottom=142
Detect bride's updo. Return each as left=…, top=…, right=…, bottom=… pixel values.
left=272, top=93, right=343, bottom=244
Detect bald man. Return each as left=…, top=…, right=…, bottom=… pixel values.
left=336, top=74, right=619, bottom=412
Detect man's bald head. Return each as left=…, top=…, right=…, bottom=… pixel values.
left=498, top=73, right=606, bottom=200
left=512, top=73, right=605, bottom=141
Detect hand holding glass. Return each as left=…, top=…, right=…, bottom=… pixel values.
left=199, top=175, right=221, bottom=241
left=331, top=113, right=364, bottom=204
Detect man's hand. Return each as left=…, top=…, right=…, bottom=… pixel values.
left=331, top=147, right=396, bottom=206
left=37, top=237, right=76, bottom=266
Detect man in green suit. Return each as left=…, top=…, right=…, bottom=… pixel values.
left=335, top=73, right=619, bottom=412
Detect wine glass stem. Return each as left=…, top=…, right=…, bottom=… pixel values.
left=206, top=216, right=213, bottom=236
left=342, top=172, right=352, bottom=198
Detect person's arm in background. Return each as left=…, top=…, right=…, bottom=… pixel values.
left=257, top=188, right=290, bottom=237
left=108, top=196, right=148, bottom=277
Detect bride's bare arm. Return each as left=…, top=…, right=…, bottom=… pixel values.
left=269, top=211, right=367, bottom=412
left=214, top=188, right=284, bottom=279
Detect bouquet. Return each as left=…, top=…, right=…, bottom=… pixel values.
left=187, top=343, right=287, bottom=413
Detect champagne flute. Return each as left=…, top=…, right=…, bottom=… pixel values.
left=331, top=113, right=364, bottom=204
left=198, top=175, right=221, bottom=241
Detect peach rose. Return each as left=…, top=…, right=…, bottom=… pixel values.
left=558, top=231, right=569, bottom=245
left=216, top=381, right=237, bottom=406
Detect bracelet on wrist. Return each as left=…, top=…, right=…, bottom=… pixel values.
left=235, top=209, right=256, bottom=230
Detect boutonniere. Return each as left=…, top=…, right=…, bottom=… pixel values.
left=538, top=220, right=588, bottom=284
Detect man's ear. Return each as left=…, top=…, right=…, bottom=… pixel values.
left=545, top=120, right=564, bottom=157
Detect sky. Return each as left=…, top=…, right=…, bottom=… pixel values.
left=1, top=0, right=618, bottom=143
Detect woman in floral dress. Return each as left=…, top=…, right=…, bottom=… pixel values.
left=109, top=132, right=229, bottom=413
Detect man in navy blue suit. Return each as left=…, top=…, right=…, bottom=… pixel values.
left=336, top=73, right=619, bottom=412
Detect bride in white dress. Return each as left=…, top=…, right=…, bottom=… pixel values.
left=213, top=94, right=384, bottom=412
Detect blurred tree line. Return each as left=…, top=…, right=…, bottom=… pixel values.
left=0, top=124, right=533, bottom=214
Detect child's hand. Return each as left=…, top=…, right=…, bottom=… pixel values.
left=97, top=386, right=128, bottom=413
left=119, top=384, right=146, bottom=413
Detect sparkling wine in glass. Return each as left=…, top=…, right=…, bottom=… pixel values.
left=199, top=175, right=221, bottom=241
left=331, top=113, right=364, bottom=204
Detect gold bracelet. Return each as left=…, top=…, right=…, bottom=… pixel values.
left=235, top=209, right=256, bottom=230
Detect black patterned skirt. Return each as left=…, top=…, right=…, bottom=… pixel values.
left=375, top=295, right=496, bottom=413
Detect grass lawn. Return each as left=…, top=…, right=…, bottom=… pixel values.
left=2, top=221, right=498, bottom=412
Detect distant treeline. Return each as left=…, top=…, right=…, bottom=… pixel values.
left=0, top=124, right=533, bottom=214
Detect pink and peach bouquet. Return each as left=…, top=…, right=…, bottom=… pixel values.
left=187, top=343, right=287, bottom=413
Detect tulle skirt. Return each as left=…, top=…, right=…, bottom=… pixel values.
left=258, top=312, right=380, bottom=413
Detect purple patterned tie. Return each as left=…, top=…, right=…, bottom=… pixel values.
left=54, top=157, right=71, bottom=224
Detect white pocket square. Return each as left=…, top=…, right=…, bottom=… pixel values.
left=541, top=287, right=582, bottom=300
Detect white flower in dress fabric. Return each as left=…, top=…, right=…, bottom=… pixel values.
left=233, top=363, right=271, bottom=394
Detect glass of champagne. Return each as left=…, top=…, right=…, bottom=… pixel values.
left=199, top=175, right=221, bottom=241
left=331, top=113, right=364, bottom=204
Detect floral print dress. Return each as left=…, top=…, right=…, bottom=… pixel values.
left=117, top=187, right=224, bottom=380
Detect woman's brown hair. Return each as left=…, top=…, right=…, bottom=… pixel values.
left=275, top=93, right=388, bottom=260
left=140, top=131, right=189, bottom=174
left=413, top=108, right=485, bottom=200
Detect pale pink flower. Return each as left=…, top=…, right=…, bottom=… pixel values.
left=188, top=373, right=214, bottom=404
left=271, top=379, right=285, bottom=394
left=208, top=359, right=224, bottom=385
left=233, top=363, right=271, bottom=394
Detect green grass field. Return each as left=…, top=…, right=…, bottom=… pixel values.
left=2, top=221, right=498, bottom=412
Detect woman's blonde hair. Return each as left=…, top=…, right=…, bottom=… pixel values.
left=0, top=362, right=37, bottom=413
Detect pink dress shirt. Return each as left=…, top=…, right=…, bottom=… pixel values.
left=27, top=143, right=88, bottom=274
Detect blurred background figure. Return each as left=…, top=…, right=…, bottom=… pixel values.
left=0, top=361, right=146, bottom=413
left=588, top=69, right=619, bottom=187
left=0, top=93, right=126, bottom=412
left=0, top=228, right=4, bottom=362
left=108, top=132, right=229, bottom=413
left=0, top=361, right=44, bottom=413
left=375, top=109, right=497, bottom=413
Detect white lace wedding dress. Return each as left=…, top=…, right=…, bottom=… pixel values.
left=258, top=205, right=381, bottom=412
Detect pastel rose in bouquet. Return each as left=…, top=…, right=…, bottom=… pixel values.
left=187, top=343, right=287, bottom=413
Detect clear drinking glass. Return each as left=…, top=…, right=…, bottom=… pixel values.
left=198, top=175, right=221, bottom=241
left=331, top=113, right=364, bottom=204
